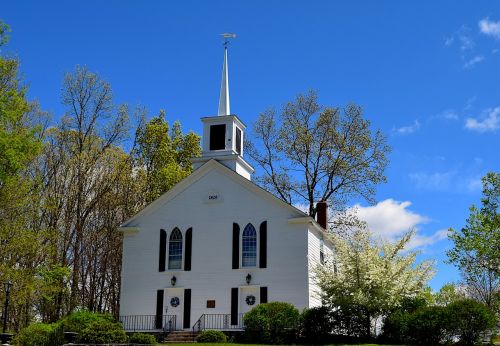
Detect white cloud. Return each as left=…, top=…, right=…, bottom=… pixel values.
left=458, top=28, right=475, bottom=51
left=463, top=55, right=484, bottom=69
left=444, top=36, right=454, bottom=46
left=465, top=107, right=500, bottom=132
left=394, top=120, right=420, bottom=135
left=438, top=109, right=459, bottom=120
left=464, top=96, right=476, bottom=111
left=409, top=171, right=455, bottom=190
left=466, top=177, right=483, bottom=192
left=405, top=229, right=450, bottom=251
left=479, top=18, right=500, bottom=39
left=352, top=199, right=428, bottom=239
left=348, top=199, right=452, bottom=251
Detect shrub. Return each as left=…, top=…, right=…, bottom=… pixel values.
left=244, top=301, right=300, bottom=344
left=300, top=306, right=332, bottom=344
left=383, top=297, right=428, bottom=343
left=77, top=319, right=127, bottom=344
left=330, top=303, right=370, bottom=337
left=196, top=330, right=227, bottom=343
left=61, top=309, right=115, bottom=333
left=14, top=323, right=58, bottom=346
left=382, top=310, right=412, bottom=343
left=447, top=299, right=496, bottom=346
left=129, top=332, right=157, bottom=345
left=405, top=306, right=453, bottom=345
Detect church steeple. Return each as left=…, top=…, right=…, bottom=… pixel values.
left=192, top=34, right=254, bottom=180
left=217, top=44, right=230, bottom=116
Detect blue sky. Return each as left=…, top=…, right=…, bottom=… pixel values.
left=2, top=1, right=499, bottom=290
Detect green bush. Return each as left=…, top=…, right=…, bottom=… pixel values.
left=77, top=319, right=127, bottom=344
left=383, top=297, right=428, bottom=343
left=61, top=309, right=115, bottom=333
left=244, top=301, right=300, bottom=344
left=447, top=299, right=496, bottom=346
left=405, top=306, right=453, bottom=345
left=129, top=332, right=157, bottom=344
left=382, top=310, right=412, bottom=343
left=14, top=322, right=58, bottom=346
left=300, top=306, right=332, bottom=344
left=196, top=329, right=227, bottom=343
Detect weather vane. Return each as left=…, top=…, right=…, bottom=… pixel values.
left=221, top=33, right=237, bottom=47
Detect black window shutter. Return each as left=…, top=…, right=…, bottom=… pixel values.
left=259, top=221, right=267, bottom=268
left=232, top=223, right=240, bottom=269
left=159, top=229, right=167, bottom=272
left=185, top=228, right=192, bottom=271
left=183, top=289, right=191, bottom=328
left=235, top=127, right=242, bottom=154
left=155, top=290, right=164, bottom=329
left=231, top=287, right=238, bottom=325
left=260, top=286, right=268, bottom=304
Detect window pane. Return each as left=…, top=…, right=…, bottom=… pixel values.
left=210, top=124, right=226, bottom=150
left=242, top=224, right=257, bottom=267
left=169, top=228, right=183, bottom=270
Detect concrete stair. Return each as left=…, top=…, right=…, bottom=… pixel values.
left=163, top=330, right=198, bottom=343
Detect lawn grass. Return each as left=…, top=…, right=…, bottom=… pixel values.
left=158, top=344, right=400, bottom=346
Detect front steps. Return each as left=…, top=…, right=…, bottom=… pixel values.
left=163, top=330, right=198, bottom=343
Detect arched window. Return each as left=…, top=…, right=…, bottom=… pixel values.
left=168, top=228, right=183, bottom=270
left=242, top=223, right=257, bottom=267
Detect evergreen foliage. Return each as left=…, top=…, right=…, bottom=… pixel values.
left=196, top=330, right=227, bottom=343
left=244, top=302, right=300, bottom=344
left=129, top=332, right=157, bottom=345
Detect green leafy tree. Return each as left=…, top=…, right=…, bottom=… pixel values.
left=0, top=20, right=10, bottom=46
left=247, top=90, right=390, bottom=216
left=0, top=52, right=41, bottom=187
left=447, top=172, right=499, bottom=311
left=448, top=172, right=499, bottom=275
left=315, top=226, right=434, bottom=337
left=434, top=283, right=466, bottom=306
left=0, top=20, right=48, bottom=331
left=133, top=110, right=201, bottom=203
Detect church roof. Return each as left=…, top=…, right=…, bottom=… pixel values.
left=120, top=158, right=310, bottom=228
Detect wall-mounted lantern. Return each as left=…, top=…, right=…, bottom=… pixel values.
left=246, top=273, right=252, bottom=285
left=171, top=276, right=177, bottom=286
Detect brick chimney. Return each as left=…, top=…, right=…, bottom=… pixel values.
left=316, top=200, right=328, bottom=230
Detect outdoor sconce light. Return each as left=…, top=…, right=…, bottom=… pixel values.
left=4, top=281, right=12, bottom=294
left=246, top=273, right=252, bottom=285
left=171, top=276, right=177, bottom=286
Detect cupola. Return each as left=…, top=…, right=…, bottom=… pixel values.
left=192, top=36, right=254, bottom=179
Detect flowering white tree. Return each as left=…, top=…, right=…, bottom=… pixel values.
left=314, top=225, right=434, bottom=336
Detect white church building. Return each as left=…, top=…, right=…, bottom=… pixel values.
left=118, top=43, right=333, bottom=332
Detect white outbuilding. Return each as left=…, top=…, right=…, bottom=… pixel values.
left=118, top=44, right=333, bottom=332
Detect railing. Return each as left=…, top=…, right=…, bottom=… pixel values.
left=119, top=315, right=177, bottom=332
left=39, top=322, right=65, bottom=346
left=192, top=313, right=245, bottom=334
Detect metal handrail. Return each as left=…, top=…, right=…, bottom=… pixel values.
left=192, top=313, right=245, bottom=333
left=119, top=314, right=177, bottom=332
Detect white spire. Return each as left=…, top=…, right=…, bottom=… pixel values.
left=218, top=45, right=230, bottom=116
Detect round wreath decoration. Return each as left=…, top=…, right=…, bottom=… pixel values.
left=245, top=295, right=256, bottom=306
left=170, top=297, right=180, bottom=307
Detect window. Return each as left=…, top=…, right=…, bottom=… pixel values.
left=210, top=124, right=226, bottom=150
left=168, top=228, right=183, bottom=270
left=242, top=223, right=257, bottom=267
left=235, top=127, right=242, bottom=154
